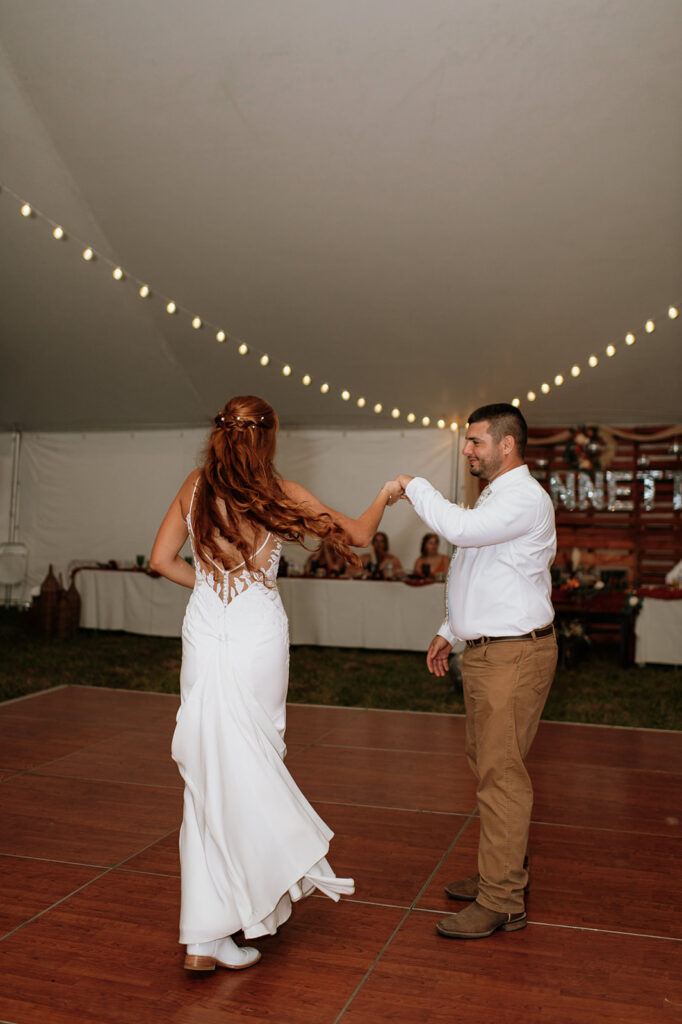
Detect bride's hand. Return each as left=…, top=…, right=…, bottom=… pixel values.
left=383, top=480, right=404, bottom=506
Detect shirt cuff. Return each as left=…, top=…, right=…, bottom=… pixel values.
left=437, top=619, right=458, bottom=647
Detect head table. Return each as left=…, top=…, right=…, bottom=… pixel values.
left=73, top=569, right=454, bottom=652
left=72, top=569, right=680, bottom=663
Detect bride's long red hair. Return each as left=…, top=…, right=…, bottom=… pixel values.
left=192, top=395, right=359, bottom=571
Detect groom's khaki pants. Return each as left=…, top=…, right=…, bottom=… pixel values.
left=461, top=633, right=558, bottom=914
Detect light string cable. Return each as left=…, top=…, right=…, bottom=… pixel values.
left=4, top=182, right=678, bottom=426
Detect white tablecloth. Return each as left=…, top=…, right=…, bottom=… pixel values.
left=74, top=571, right=448, bottom=651
left=634, top=597, right=682, bottom=666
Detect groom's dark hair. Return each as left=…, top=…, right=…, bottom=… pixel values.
left=468, top=403, right=528, bottom=457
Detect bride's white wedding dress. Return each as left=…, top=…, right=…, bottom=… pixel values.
left=171, top=491, right=354, bottom=944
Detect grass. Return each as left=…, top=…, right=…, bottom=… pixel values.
left=1, top=609, right=680, bottom=730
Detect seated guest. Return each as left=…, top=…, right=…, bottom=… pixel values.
left=304, top=539, right=346, bottom=577
left=361, top=531, right=403, bottom=578
left=413, top=533, right=450, bottom=579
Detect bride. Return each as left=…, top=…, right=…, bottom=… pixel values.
left=150, top=395, right=402, bottom=971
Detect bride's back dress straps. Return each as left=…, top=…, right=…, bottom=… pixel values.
left=186, top=477, right=280, bottom=605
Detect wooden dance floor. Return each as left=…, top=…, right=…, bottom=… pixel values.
left=0, top=686, right=680, bottom=1024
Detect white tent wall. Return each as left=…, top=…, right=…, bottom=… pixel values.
left=5, top=427, right=461, bottom=603
left=0, top=433, right=15, bottom=542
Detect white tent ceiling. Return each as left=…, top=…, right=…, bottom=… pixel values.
left=1, top=0, right=680, bottom=432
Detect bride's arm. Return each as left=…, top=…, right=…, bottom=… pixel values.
left=281, top=479, right=402, bottom=548
left=150, top=473, right=197, bottom=588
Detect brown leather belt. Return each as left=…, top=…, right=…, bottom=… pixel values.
left=465, top=624, right=555, bottom=648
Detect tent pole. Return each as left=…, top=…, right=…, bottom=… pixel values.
left=5, top=430, right=22, bottom=606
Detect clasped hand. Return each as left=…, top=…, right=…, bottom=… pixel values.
left=383, top=474, right=414, bottom=506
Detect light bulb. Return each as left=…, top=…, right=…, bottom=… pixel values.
left=341, top=390, right=350, bottom=401
left=260, top=354, right=270, bottom=366
left=391, top=408, right=400, bottom=419
left=282, top=364, right=291, bottom=376
left=192, top=317, right=202, bottom=329
left=437, top=419, right=445, bottom=429
left=82, top=248, right=94, bottom=261
left=216, top=331, right=226, bottom=342
left=112, top=267, right=124, bottom=281
left=668, top=306, right=679, bottom=319
left=52, top=226, right=64, bottom=239
left=527, top=391, right=536, bottom=402
left=644, top=320, right=655, bottom=334
left=541, top=382, right=550, bottom=393
left=511, top=398, right=520, bottom=408
left=588, top=355, right=598, bottom=367
left=302, top=374, right=311, bottom=385
left=374, top=403, right=383, bottom=414
left=571, top=365, right=581, bottom=377
left=606, top=344, right=616, bottom=357
left=356, top=397, right=366, bottom=408
left=166, top=301, right=176, bottom=314
left=20, top=203, right=31, bottom=217
left=450, top=422, right=458, bottom=431
left=407, top=412, right=416, bottom=423
left=625, top=332, right=636, bottom=345
left=139, top=284, right=150, bottom=298
left=238, top=343, right=248, bottom=355
left=421, top=416, right=430, bottom=426
left=554, top=374, right=564, bottom=386
left=320, top=381, right=329, bottom=393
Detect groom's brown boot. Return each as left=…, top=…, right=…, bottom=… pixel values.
left=437, top=901, right=527, bottom=939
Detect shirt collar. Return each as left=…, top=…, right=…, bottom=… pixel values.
left=489, top=463, right=530, bottom=493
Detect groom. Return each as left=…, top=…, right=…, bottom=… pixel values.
left=394, top=403, right=557, bottom=939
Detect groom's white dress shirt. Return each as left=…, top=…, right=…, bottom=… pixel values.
left=405, top=465, right=556, bottom=645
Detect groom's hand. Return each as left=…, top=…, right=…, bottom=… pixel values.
left=426, top=634, right=453, bottom=677
left=396, top=474, right=414, bottom=492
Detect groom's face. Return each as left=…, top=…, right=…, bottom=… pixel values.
left=463, top=421, right=503, bottom=481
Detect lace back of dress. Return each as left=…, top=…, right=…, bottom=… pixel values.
left=186, top=484, right=281, bottom=606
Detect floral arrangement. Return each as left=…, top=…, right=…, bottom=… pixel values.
left=563, top=425, right=604, bottom=471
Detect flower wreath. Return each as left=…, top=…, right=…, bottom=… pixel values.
left=563, top=425, right=616, bottom=472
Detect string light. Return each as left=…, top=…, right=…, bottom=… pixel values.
left=10, top=183, right=677, bottom=425
left=450, top=422, right=458, bottom=432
